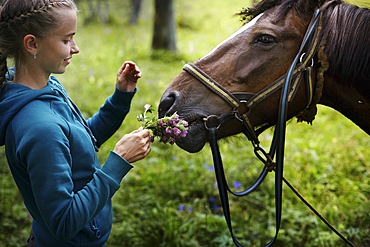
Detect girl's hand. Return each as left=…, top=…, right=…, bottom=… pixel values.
left=116, top=61, right=142, bottom=92
left=113, top=128, right=151, bottom=163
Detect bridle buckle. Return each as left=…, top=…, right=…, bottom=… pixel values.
left=254, top=145, right=276, bottom=172
left=203, top=115, right=222, bottom=130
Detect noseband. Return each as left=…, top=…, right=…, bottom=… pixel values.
left=183, top=9, right=326, bottom=247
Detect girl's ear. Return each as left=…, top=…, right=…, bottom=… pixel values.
left=23, top=34, right=38, bottom=56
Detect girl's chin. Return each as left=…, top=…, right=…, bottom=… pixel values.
left=52, top=70, right=66, bottom=75
left=53, top=66, right=68, bottom=74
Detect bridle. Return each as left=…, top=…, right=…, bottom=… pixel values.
left=183, top=12, right=320, bottom=146
left=183, top=9, right=355, bottom=247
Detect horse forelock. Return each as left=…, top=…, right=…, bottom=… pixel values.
left=238, top=0, right=325, bottom=24
left=320, top=1, right=370, bottom=91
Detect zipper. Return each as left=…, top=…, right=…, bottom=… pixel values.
left=51, top=87, right=99, bottom=152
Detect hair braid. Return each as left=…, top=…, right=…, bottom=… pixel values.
left=0, top=51, right=7, bottom=89
left=1, top=0, right=75, bottom=26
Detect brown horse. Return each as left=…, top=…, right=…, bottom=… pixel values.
left=158, top=0, right=370, bottom=154
left=159, top=0, right=369, bottom=244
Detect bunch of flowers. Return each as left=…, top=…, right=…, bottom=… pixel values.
left=137, top=104, right=188, bottom=145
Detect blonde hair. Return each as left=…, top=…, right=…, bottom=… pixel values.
left=0, top=0, right=78, bottom=87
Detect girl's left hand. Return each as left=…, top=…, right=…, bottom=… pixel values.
left=116, top=61, right=142, bottom=92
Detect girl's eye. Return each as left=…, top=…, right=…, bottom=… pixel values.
left=254, top=35, right=276, bottom=46
left=64, top=40, right=71, bottom=44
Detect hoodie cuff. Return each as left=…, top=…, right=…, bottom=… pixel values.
left=101, top=151, right=134, bottom=184
left=109, top=86, right=137, bottom=107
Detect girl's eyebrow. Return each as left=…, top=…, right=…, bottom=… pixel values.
left=64, top=32, right=76, bottom=37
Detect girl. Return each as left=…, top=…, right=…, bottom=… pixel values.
left=0, top=0, right=151, bottom=246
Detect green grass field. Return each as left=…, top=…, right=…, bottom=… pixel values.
left=1, top=0, right=369, bottom=246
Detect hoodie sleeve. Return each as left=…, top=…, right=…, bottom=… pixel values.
left=87, top=86, right=137, bottom=147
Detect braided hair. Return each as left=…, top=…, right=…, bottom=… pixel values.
left=0, top=0, right=77, bottom=88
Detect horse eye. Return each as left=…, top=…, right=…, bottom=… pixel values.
left=255, top=35, right=275, bottom=46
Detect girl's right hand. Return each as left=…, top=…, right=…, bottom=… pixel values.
left=113, top=128, right=151, bottom=163
left=116, top=61, right=142, bottom=92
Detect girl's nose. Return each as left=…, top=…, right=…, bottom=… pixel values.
left=71, top=39, right=80, bottom=54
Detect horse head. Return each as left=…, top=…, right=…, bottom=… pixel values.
left=159, top=0, right=370, bottom=153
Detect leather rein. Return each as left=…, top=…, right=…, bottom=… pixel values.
left=183, top=9, right=356, bottom=247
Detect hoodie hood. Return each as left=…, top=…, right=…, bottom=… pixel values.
left=0, top=67, right=61, bottom=146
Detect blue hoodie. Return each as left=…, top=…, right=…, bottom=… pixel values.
left=0, top=67, right=136, bottom=246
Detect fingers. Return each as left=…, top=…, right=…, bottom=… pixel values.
left=116, top=61, right=142, bottom=92
left=113, top=128, right=151, bottom=163
left=131, top=127, right=147, bottom=135
left=119, top=61, right=142, bottom=78
left=126, top=140, right=151, bottom=163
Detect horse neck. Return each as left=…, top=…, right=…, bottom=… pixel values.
left=319, top=71, right=370, bottom=135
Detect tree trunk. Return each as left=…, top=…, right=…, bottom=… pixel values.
left=130, top=0, right=142, bottom=25
left=86, top=0, right=109, bottom=24
left=152, top=0, right=177, bottom=51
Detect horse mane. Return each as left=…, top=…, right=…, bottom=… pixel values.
left=321, top=1, right=370, bottom=91
left=238, top=0, right=370, bottom=92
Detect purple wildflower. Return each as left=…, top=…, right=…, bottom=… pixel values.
left=144, top=104, right=152, bottom=113
left=138, top=104, right=188, bottom=144
left=203, top=162, right=208, bottom=169
left=181, top=130, right=188, bottom=137
left=168, top=119, right=176, bottom=126
left=165, top=128, right=172, bottom=134
left=178, top=205, right=185, bottom=211
left=173, top=127, right=181, bottom=137
left=233, top=181, right=242, bottom=189
left=180, top=120, right=188, bottom=127
left=172, top=113, right=179, bottom=121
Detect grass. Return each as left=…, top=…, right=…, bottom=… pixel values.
left=1, top=0, right=370, bottom=246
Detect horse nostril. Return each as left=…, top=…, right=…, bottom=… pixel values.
left=158, top=91, right=180, bottom=118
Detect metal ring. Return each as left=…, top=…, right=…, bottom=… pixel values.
left=203, top=115, right=221, bottom=130
left=299, top=52, right=314, bottom=67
